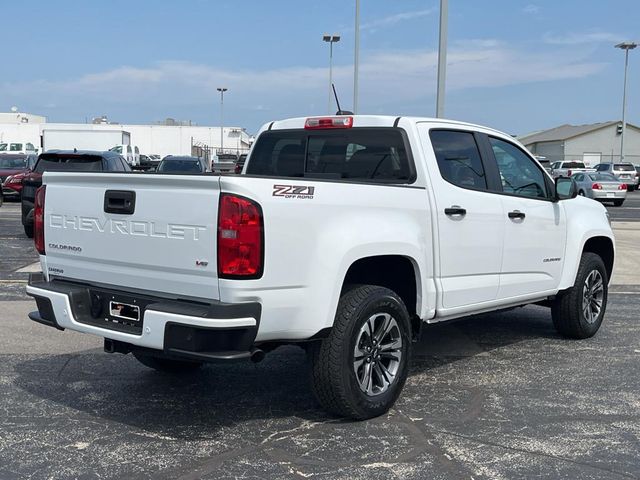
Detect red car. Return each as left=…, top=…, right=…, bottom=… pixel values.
left=0, top=153, right=38, bottom=199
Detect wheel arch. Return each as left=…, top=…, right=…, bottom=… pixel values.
left=582, top=236, right=614, bottom=281
left=341, top=254, right=422, bottom=338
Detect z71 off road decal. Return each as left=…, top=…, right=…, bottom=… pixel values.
left=272, top=185, right=315, bottom=199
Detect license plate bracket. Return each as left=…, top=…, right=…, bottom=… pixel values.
left=109, top=301, right=141, bottom=322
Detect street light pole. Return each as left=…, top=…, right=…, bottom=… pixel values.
left=323, top=34, right=341, bottom=114
left=217, top=87, right=228, bottom=154
left=615, top=42, right=637, bottom=162
left=353, top=0, right=360, bottom=114
left=435, top=0, right=448, bottom=118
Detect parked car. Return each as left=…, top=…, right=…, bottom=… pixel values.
left=212, top=153, right=238, bottom=173
left=594, top=163, right=637, bottom=191
left=635, top=165, right=640, bottom=189
left=549, top=161, right=595, bottom=179
left=0, top=141, right=37, bottom=155
left=1, top=153, right=38, bottom=199
left=21, top=151, right=130, bottom=237
left=234, top=153, right=248, bottom=174
left=156, top=155, right=209, bottom=173
left=26, top=115, right=614, bottom=419
left=571, top=172, right=627, bottom=206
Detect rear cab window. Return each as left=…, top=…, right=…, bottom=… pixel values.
left=246, top=128, right=415, bottom=183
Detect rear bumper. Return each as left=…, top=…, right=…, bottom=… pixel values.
left=592, top=191, right=626, bottom=200
left=26, top=273, right=262, bottom=362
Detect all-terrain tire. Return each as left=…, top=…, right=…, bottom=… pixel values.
left=309, top=285, right=412, bottom=420
left=133, top=351, right=203, bottom=373
left=551, top=252, right=608, bottom=339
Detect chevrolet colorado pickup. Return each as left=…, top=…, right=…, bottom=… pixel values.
left=26, top=115, right=615, bottom=419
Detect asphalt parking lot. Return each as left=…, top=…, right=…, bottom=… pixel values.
left=1, top=194, right=640, bottom=479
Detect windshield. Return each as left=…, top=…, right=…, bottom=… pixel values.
left=247, top=128, right=413, bottom=182
left=158, top=160, right=202, bottom=173
left=109, top=146, right=123, bottom=154
left=0, top=155, right=27, bottom=169
left=35, top=154, right=102, bottom=173
left=614, top=163, right=635, bottom=171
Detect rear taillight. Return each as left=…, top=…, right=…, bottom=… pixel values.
left=619, top=183, right=627, bottom=190
left=567, top=170, right=572, bottom=176
left=217, top=193, right=263, bottom=278
left=34, top=185, right=46, bottom=255
left=592, top=183, right=602, bottom=190
left=304, top=116, right=353, bottom=129
left=234, top=163, right=242, bottom=174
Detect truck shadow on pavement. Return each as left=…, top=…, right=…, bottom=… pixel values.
left=13, top=306, right=559, bottom=438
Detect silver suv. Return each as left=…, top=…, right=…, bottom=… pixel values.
left=594, top=163, right=638, bottom=191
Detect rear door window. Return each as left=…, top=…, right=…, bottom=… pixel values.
left=246, top=128, right=414, bottom=182
left=429, top=130, right=488, bottom=190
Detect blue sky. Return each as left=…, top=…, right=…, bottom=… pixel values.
left=1, top=0, right=638, bottom=135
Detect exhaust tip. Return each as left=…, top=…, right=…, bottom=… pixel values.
left=250, top=348, right=265, bottom=363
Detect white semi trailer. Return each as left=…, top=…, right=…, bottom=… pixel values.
left=42, top=129, right=131, bottom=153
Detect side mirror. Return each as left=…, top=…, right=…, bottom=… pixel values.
left=555, top=177, right=577, bottom=201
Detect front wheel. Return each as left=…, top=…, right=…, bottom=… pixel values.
left=309, top=285, right=412, bottom=419
left=551, top=252, right=608, bottom=339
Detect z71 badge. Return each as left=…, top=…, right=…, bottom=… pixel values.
left=272, top=185, right=315, bottom=199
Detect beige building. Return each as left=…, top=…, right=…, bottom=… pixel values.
left=520, top=121, right=640, bottom=166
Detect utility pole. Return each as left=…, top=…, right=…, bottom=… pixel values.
left=217, top=87, right=228, bottom=154
left=615, top=42, right=637, bottom=162
left=353, top=0, right=360, bottom=114
left=323, top=34, right=341, bottom=113
left=435, top=0, right=448, bottom=118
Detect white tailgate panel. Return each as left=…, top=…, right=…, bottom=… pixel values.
left=43, top=172, right=220, bottom=300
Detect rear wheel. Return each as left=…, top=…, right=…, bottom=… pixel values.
left=578, top=190, right=585, bottom=196
left=23, top=223, right=33, bottom=238
left=133, top=351, right=203, bottom=373
left=613, top=199, right=624, bottom=207
left=309, top=285, right=412, bottom=419
left=551, top=252, right=608, bottom=339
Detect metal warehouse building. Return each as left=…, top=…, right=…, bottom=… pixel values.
left=520, top=121, right=640, bottom=166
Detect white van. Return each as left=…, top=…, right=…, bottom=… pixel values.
left=109, top=145, right=140, bottom=166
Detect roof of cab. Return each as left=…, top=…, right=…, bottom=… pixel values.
left=265, top=115, right=512, bottom=139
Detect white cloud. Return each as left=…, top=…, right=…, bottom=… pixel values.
left=543, top=31, right=624, bottom=45
left=2, top=41, right=606, bottom=128
left=360, top=9, right=435, bottom=32
left=523, top=4, right=540, bottom=14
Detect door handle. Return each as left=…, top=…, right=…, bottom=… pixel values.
left=444, top=206, right=466, bottom=216
left=508, top=210, right=526, bottom=219
left=104, top=190, right=136, bottom=215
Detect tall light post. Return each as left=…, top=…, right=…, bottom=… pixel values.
left=615, top=42, right=637, bottom=162
left=353, top=0, right=360, bottom=114
left=217, top=87, right=228, bottom=154
left=323, top=34, right=341, bottom=113
left=435, top=0, right=448, bottom=118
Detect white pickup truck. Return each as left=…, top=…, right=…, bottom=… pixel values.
left=27, top=115, right=615, bottom=419
left=550, top=160, right=596, bottom=179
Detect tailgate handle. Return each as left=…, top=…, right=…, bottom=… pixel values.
left=104, top=190, right=136, bottom=215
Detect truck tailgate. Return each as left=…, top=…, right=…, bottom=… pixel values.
left=42, top=172, right=221, bottom=300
